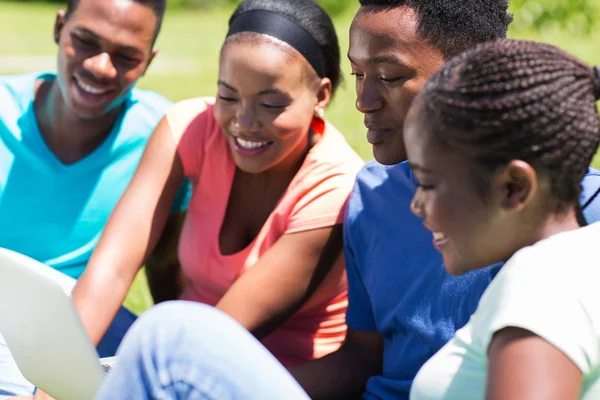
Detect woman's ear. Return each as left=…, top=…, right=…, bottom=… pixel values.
left=315, top=77, right=332, bottom=114
left=497, top=160, right=538, bottom=212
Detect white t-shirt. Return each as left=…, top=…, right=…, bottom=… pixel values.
left=410, top=222, right=600, bottom=400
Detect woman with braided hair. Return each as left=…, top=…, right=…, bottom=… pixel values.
left=408, top=39, right=600, bottom=400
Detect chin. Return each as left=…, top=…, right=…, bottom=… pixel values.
left=67, top=95, right=117, bottom=121
left=442, top=258, right=471, bottom=276
left=372, top=144, right=406, bottom=166
left=232, top=157, right=272, bottom=175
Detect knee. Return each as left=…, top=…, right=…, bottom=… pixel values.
left=119, top=301, right=245, bottom=363
left=131, top=301, right=240, bottom=343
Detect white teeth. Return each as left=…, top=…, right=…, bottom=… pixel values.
left=433, top=232, right=447, bottom=240
left=236, top=137, right=270, bottom=150
left=75, top=77, right=110, bottom=95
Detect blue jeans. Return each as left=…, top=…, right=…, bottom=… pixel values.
left=95, top=301, right=310, bottom=400
left=0, top=306, right=136, bottom=399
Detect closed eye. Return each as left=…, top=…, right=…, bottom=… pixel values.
left=381, top=76, right=404, bottom=83
left=218, top=95, right=237, bottom=102
left=261, top=103, right=287, bottom=109
left=117, top=54, right=142, bottom=66
left=418, top=184, right=435, bottom=191
left=72, top=34, right=97, bottom=50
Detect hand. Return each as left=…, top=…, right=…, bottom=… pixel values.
left=34, top=390, right=55, bottom=400
left=9, top=389, right=55, bottom=400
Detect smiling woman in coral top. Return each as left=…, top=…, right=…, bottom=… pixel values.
left=69, top=0, right=363, bottom=366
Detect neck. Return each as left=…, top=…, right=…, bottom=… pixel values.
left=530, top=206, right=581, bottom=243
left=34, top=78, right=122, bottom=164
left=493, top=206, right=581, bottom=267
left=256, top=129, right=315, bottom=183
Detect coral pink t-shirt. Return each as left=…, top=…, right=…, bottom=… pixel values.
left=166, top=97, right=364, bottom=365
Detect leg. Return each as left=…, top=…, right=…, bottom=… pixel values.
left=0, top=333, right=34, bottom=399
left=95, top=301, right=310, bottom=400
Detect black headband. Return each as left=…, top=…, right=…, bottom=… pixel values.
left=226, top=10, right=326, bottom=78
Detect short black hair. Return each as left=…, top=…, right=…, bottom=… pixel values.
left=229, top=0, right=342, bottom=95
left=416, top=39, right=600, bottom=214
left=358, top=0, right=513, bottom=59
left=67, top=0, right=166, bottom=39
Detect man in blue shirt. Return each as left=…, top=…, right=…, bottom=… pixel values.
left=0, top=0, right=188, bottom=397
left=291, top=1, right=600, bottom=399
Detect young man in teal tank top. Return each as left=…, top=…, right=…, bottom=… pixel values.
left=0, top=0, right=189, bottom=397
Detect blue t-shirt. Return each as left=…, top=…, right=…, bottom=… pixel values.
left=345, top=160, right=600, bottom=400
left=0, top=72, right=189, bottom=279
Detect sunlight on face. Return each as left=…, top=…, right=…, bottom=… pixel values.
left=214, top=35, right=322, bottom=174
left=55, top=0, right=157, bottom=119
left=404, top=99, right=505, bottom=275
left=348, top=5, right=445, bottom=165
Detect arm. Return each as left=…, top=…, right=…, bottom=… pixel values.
left=486, top=327, right=582, bottom=400
left=216, top=224, right=344, bottom=339
left=289, top=327, right=383, bottom=399
left=145, top=211, right=186, bottom=303
left=288, top=198, right=384, bottom=399
left=72, top=117, right=184, bottom=345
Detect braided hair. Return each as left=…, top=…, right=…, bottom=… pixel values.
left=416, top=39, right=600, bottom=214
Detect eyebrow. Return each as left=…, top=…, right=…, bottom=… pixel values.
left=72, top=27, right=145, bottom=55
left=217, top=80, right=286, bottom=96
left=347, top=54, right=406, bottom=66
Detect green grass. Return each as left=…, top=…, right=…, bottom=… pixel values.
left=1, top=1, right=599, bottom=314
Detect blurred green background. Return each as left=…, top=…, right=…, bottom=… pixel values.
left=1, top=0, right=599, bottom=314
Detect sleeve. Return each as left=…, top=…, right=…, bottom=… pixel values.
left=343, top=191, right=378, bottom=332
left=166, top=97, right=215, bottom=180
left=169, top=178, right=192, bottom=213
left=483, top=252, right=598, bottom=375
left=581, top=167, right=600, bottom=224
left=285, top=169, right=355, bottom=234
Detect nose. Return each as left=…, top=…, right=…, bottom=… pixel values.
left=83, top=52, right=117, bottom=80
left=233, top=103, right=260, bottom=133
left=410, top=187, right=425, bottom=218
left=356, top=78, right=384, bottom=114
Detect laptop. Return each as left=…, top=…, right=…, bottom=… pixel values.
left=0, top=248, right=116, bottom=400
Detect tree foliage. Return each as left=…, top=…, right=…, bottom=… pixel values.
left=11, top=0, right=600, bottom=33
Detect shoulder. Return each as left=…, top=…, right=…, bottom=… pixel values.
left=473, top=223, right=600, bottom=372
left=125, top=87, right=173, bottom=126
left=347, top=161, right=417, bottom=224
left=510, top=223, right=599, bottom=274
left=582, top=167, right=600, bottom=224
left=165, top=97, right=218, bottom=143
left=483, top=223, right=600, bottom=309
left=289, top=122, right=364, bottom=195
left=303, top=121, right=364, bottom=174
left=354, top=161, right=416, bottom=196
left=344, top=161, right=423, bottom=263
left=0, top=72, right=51, bottom=138
left=0, top=72, right=44, bottom=113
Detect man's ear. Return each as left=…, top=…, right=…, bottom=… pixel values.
left=141, top=48, right=159, bottom=77
left=54, top=9, right=67, bottom=45
left=497, top=160, right=538, bottom=212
